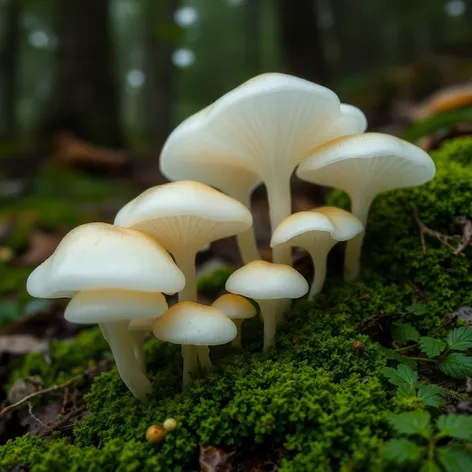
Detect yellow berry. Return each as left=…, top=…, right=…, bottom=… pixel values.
left=163, top=418, right=177, bottom=432
left=145, top=425, right=165, bottom=445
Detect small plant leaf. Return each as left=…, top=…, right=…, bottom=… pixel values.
left=420, top=460, right=442, bottom=472
left=387, top=411, right=432, bottom=438
left=436, top=415, right=472, bottom=440
left=439, top=353, right=472, bottom=379
left=437, top=446, right=472, bottom=472
left=419, top=337, right=447, bottom=358
left=382, top=347, right=418, bottom=370
left=382, top=364, right=419, bottom=391
left=417, top=384, right=446, bottom=407
left=392, top=323, right=420, bottom=343
left=383, top=438, right=422, bottom=463
left=406, top=303, right=429, bottom=316
left=446, top=326, right=472, bottom=351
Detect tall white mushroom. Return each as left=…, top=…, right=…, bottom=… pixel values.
left=114, top=180, right=252, bottom=368
left=225, top=261, right=308, bottom=351
left=296, top=133, right=436, bottom=280
left=26, top=223, right=185, bottom=401
left=161, top=73, right=367, bottom=266
left=271, top=207, right=363, bottom=298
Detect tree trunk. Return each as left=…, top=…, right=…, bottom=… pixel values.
left=276, top=0, right=329, bottom=84
left=0, top=0, right=21, bottom=140
left=45, top=0, right=122, bottom=146
left=142, top=0, right=178, bottom=149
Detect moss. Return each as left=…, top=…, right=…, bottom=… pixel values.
left=197, top=265, right=234, bottom=293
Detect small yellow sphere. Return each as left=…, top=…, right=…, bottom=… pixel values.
left=145, top=425, right=165, bottom=445
left=163, top=418, right=177, bottom=432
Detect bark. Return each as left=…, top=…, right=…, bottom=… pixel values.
left=0, top=0, right=21, bottom=139
left=45, top=0, right=122, bottom=146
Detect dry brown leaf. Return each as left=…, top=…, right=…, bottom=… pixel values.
left=0, top=334, right=42, bottom=355
left=16, top=230, right=63, bottom=266
left=199, top=444, right=235, bottom=472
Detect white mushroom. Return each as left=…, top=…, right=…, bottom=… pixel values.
left=26, top=223, right=185, bottom=401
left=296, top=133, right=436, bottom=280
left=225, top=261, right=308, bottom=351
left=212, top=293, right=257, bottom=348
left=271, top=207, right=363, bottom=298
left=153, top=301, right=237, bottom=390
left=161, top=73, right=367, bottom=266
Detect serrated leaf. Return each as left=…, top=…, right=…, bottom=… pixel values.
left=436, top=415, right=472, bottom=440
left=446, top=326, right=472, bottom=351
left=383, top=438, right=422, bottom=463
left=419, top=337, right=447, bottom=358
left=406, top=303, right=429, bottom=316
left=417, top=384, right=446, bottom=407
left=383, top=364, right=418, bottom=395
left=387, top=411, right=432, bottom=438
left=392, top=323, right=420, bottom=343
left=439, top=353, right=472, bottom=379
left=420, top=460, right=442, bottom=472
left=382, top=347, right=418, bottom=370
left=437, top=446, right=472, bottom=472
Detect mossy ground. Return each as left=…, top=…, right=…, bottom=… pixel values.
left=1, top=138, right=471, bottom=471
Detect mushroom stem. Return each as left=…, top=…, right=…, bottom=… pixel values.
left=266, top=178, right=292, bottom=266
left=258, top=299, right=279, bottom=351
left=181, top=344, right=199, bottom=390
left=99, top=321, right=152, bottom=401
left=231, top=319, right=244, bottom=348
left=129, top=331, right=146, bottom=372
left=308, top=251, right=328, bottom=298
left=344, top=194, right=372, bottom=281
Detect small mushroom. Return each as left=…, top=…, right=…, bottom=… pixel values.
left=270, top=207, right=362, bottom=298
left=153, top=301, right=237, bottom=390
left=26, top=223, right=185, bottom=401
left=212, top=293, right=257, bottom=348
left=225, top=261, right=308, bottom=351
left=296, top=133, right=436, bottom=280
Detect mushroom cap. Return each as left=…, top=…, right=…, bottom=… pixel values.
left=296, top=133, right=436, bottom=198
left=27, top=223, right=185, bottom=298
left=114, top=181, right=253, bottom=254
left=212, top=293, right=257, bottom=320
left=153, top=301, right=237, bottom=346
left=225, top=260, right=308, bottom=300
left=65, top=290, right=168, bottom=324
left=161, top=73, right=366, bottom=181
left=270, top=206, right=363, bottom=248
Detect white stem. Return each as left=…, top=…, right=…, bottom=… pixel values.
left=99, top=321, right=152, bottom=401
left=266, top=178, right=292, bottom=266
left=181, top=344, right=199, bottom=391
left=258, top=299, right=280, bottom=351
left=308, top=250, right=328, bottom=298
left=344, top=194, right=372, bottom=281
left=129, top=331, right=146, bottom=372
left=231, top=319, right=244, bottom=348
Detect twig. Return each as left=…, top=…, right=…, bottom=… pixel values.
left=454, top=217, right=472, bottom=255
left=28, top=402, right=46, bottom=427
left=37, top=405, right=87, bottom=438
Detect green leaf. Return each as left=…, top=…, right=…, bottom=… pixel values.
left=392, top=323, right=420, bottom=343
left=383, top=438, right=422, bottom=463
left=382, top=347, right=418, bottom=370
left=439, top=353, right=472, bottom=378
left=387, top=411, right=432, bottom=438
left=446, top=327, right=472, bottom=351
left=420, top=460, right=442, bottom=472
left=419, top=337, right=447, bottom=358
left=436, top=415, right=472, bottom=440
left=383, top=364, right=418, bottom=396
left=437, top=446, right=472, bottom=472
left=406, top=303, right=430, bottom=316
left=417, top=384, right=446, bottom=407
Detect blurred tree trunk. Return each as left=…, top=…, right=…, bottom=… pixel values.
left=45, top=0, right=122, bottom=146
left=0, top=0, right=21, bottom=139
left=142, top=0, right=178, bottom=149
left=276, top=0, right=329, bottom=84
left=245, top=0, right=261, bottom=75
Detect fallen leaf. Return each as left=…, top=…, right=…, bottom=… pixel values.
left=199, top=444, right=235, bottom=472
left=457, top=306, right=472, bottom=327
left=7, top=376, right=44, bottom=404
left=16, top=230, right=63, bottom=266
left=0, top=334, right=42, bottom=355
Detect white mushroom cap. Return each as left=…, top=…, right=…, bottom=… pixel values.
left=153, top=301, right=237, bottom=346
left=225, top=261, right=308, bottom=300
left=26, top=223, right=185, bottom=298
left=212, top=294, right=257, bottom=320
left=114, top=181, right=253, bottom=254
left=65, top=290, right=168, bottom=324
left=296, top=133, right=436, bottom=196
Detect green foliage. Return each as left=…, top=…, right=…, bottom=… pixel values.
left=419, top=337, right=447, bottom=358
left=383, top=437, right=422, bottom=463
left=197, top=265, right=234, bottom=293
left=392, top=322, right=420, bottom=343
left=436, top=415, right=472, bottom=440
left=438, top=353, right=472, bottom=379
left=416, top=385, right=446, bottom=408
left=446, top=326, right=472, bottom=351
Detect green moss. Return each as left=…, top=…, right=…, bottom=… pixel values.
left=197, top=265, right=234, bottom=293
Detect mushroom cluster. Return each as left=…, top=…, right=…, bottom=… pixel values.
left=26, top=73, right=436, bottom=401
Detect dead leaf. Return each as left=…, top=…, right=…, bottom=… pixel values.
left=7, top=376, right=44, bottom=404
left=199, top=444, right=235, bottom=472
left=457, top=306, right=472, bottom=327
left=0, top=334, right=42, bottom=355
left=16, top=230, right=64, bottom=266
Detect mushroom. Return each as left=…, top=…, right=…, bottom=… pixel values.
left=270, top=207, right=363, bottom=298
left=160, top=73, right=367, bottom=266
left=153, top=301, right=237, bottom=390
left=26, top=222, right=185, bottom=401
left=225, top=261, right=308, bottom=351
left=114, top=180, right=252, bottom=369
left=212, top=293, right=257, bottom=348
left=296, top=133, right=436, bottom=280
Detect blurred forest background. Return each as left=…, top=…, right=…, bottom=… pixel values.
left=0, top=0, right=471, bottom=326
